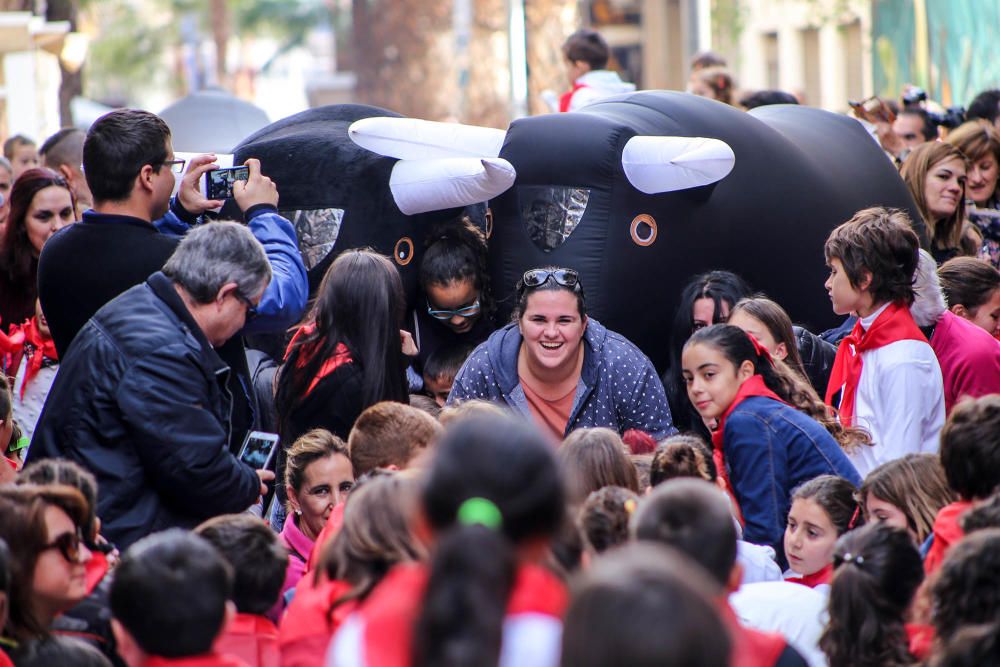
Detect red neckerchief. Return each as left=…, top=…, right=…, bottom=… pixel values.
left=84, top=550, right=109, bottom=596
left=906, top=623, right=934, bottom=661
left=785, top=563, right=833, bottom=588
left=558, top=82, right=588, bottom=112
left=711, top=375, right=786, bottom=527
left=360, top=562, right=567, bottom=667
left=284, top=323, right=353, bottom=397
left=825, top=302, right=926, bottom=426
left=16, top=318, right=58, bottom=399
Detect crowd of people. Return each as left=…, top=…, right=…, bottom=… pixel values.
left=2, top=26, right=1000, bottom=667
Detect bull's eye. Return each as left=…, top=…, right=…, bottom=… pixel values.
left=394, top=237, right=415, bottom=266
left=630, top=214, right=657, bottom=247
left=485, top=207, right=494, bottom=239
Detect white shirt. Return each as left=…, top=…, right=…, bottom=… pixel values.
left=845, top=303, right=945, bottom=477
left=730, top=581, right=829, bottom=667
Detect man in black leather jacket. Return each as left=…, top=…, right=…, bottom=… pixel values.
left=27, top=223, right=273, bottom=549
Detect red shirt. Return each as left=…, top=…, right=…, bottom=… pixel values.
left=214, top=613, right=278, bottom=667
left=278, top=579, right=356, bottom=667
left=924, top=501, right=973, bottom=575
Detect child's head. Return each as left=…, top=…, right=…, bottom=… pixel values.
left=407, top=393, right=442, bottom=419
left=321, top=473, right=425, bottom=604
left=632, top=478, right=738, bottom=592
left=560, top=542, right=730, bottom=667
left=422, top=345, right=473, bottom=407
left=860, top=454, right=956, bottom=543
left=284, top=429, right=354, bottom=540
left=931, top=622, right=1000, bottom=667
left=682, top=325, right=867, bottom=452
left=3, top=135, right=38, bottom=178
left=194, top=514, right=287, bottom=616
left=785, top=475, right=863, bottom=576
left=938, top=257, right=1000, bottom=337
left=688, top=66, right=735, bottom=105
left=559, top=428, right=640, bottom=505
left=728, top=297, right=808, bottom=381
left=437, top=398, right=508, bottom=426
left=939, top=395, right=1000, bottom=501
left=819, top=523, right=924, bottom=667
left=562, top=29, right=610, bottom=73
left=0, top=375, right=14, bottom=457
left=629, top=453, right=653, bottom=493
left=414, top=414, right=564, bottom=667
left=110, top=530, right=233, bottom=660
left=420, top=217, right=491, bottom=335
left=931, top=528, right=1000, bottom=643
left=347, top=401, right=443, bottom=476
left=649, top=434, right=717, bottom=489
left=823, top=207, right=921, bottom=313
left=578, top=486, right=639, bottom=555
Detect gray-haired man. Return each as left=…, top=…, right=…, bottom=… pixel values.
left=28, top=223, right=274, bottom=549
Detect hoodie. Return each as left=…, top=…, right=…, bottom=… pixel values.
left=911, top=250, right=1000, bottom=413
left=448, top=319, right=675, bottom=439
left=562, top=70, right=636, bottom=112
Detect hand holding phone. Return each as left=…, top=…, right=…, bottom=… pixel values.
left=232, top=158, right=279, bottom=211
left=205, top=166, right=250, bottom=200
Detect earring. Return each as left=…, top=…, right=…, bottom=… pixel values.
left=295, top=509, right=302, bottom=515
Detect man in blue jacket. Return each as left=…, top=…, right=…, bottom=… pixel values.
left=28, top=223, right=274, bottom=549
left=36, top=108, right=307, bottom=453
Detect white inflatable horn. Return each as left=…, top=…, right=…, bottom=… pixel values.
left=389, top=157, right=516, bottom=215
left=621, top=136, right=735, bottom=194
left=349, top=117, right=506, bottom=160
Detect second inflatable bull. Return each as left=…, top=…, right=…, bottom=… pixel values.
left=351, top=91, right=921, bottom=370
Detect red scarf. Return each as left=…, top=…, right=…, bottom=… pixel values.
left=711, top=375, right=786, bottom=526
left=825, top=302, right=926, bottom=426
left=785, top=563, right=833, bottom=589
left=0, top=318, right=58, bottom=399
left=558, top=82, right=588, bottom=112
left=284, top=323, right=353, bottom=397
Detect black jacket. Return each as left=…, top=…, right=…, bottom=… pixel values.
left=37, top=209, right=255, bottom=453
left=26, top=272, right=260, bottom=549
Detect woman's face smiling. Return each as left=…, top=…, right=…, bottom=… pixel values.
left=966, top=152, right=999, bottom=207
left=518, top=289, right=587, bottom=375
left=681, top=342, right=754, bottom=421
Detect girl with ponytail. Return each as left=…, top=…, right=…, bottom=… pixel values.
left=820, top=523, right=924, bottom=667
left=410, top=216, right=496, bottom=380
left=681, top=324, right=861, bottom=567
left=329, top=413, right=566, bottom=667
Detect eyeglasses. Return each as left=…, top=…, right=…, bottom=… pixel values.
left=235, top=292, right=258, bottom=321
left=161, top=159, right=186, bottom=174
left=42, top=529, right=84, bottom=563
left=427, top=298, right=481, bottom=321
left=521, top=268, right=580, bottom=289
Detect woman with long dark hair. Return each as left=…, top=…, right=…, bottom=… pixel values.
left=274, top=249, right=408, bottom=529
left=0, top=169, right=75, bottom=327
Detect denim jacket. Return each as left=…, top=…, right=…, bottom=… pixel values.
left=723, top=396, right=861, bottom=567
left=448, top=319, right=676, bottom=439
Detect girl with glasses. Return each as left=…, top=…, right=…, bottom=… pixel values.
left=0, top=484, right=91, bottom=654
left=449, top=265, right=675, bottom=442
left=409, top=217, right=495, bottom=389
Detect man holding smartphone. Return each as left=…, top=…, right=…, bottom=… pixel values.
left=28, top=223, right=274, bottom=549
left=36, top=108, right=307, bottom=455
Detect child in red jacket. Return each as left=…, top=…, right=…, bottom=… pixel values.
left=196, top=515, right=287, bottom=667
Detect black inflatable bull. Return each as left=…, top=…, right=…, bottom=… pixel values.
left=227, top=104, right=513, bottom=303
left=350, top=91, right=922, bottom=370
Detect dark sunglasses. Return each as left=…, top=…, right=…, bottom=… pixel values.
left=522, top=268, right=580, bottom=289
left=234, top=292, right=258, bottom=321
left=42, top=529, right=84, bottom=563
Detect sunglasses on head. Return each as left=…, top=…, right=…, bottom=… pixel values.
left=521, top=268, right=580, bottom=289
left=42, top=528, right=84, bottom=563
